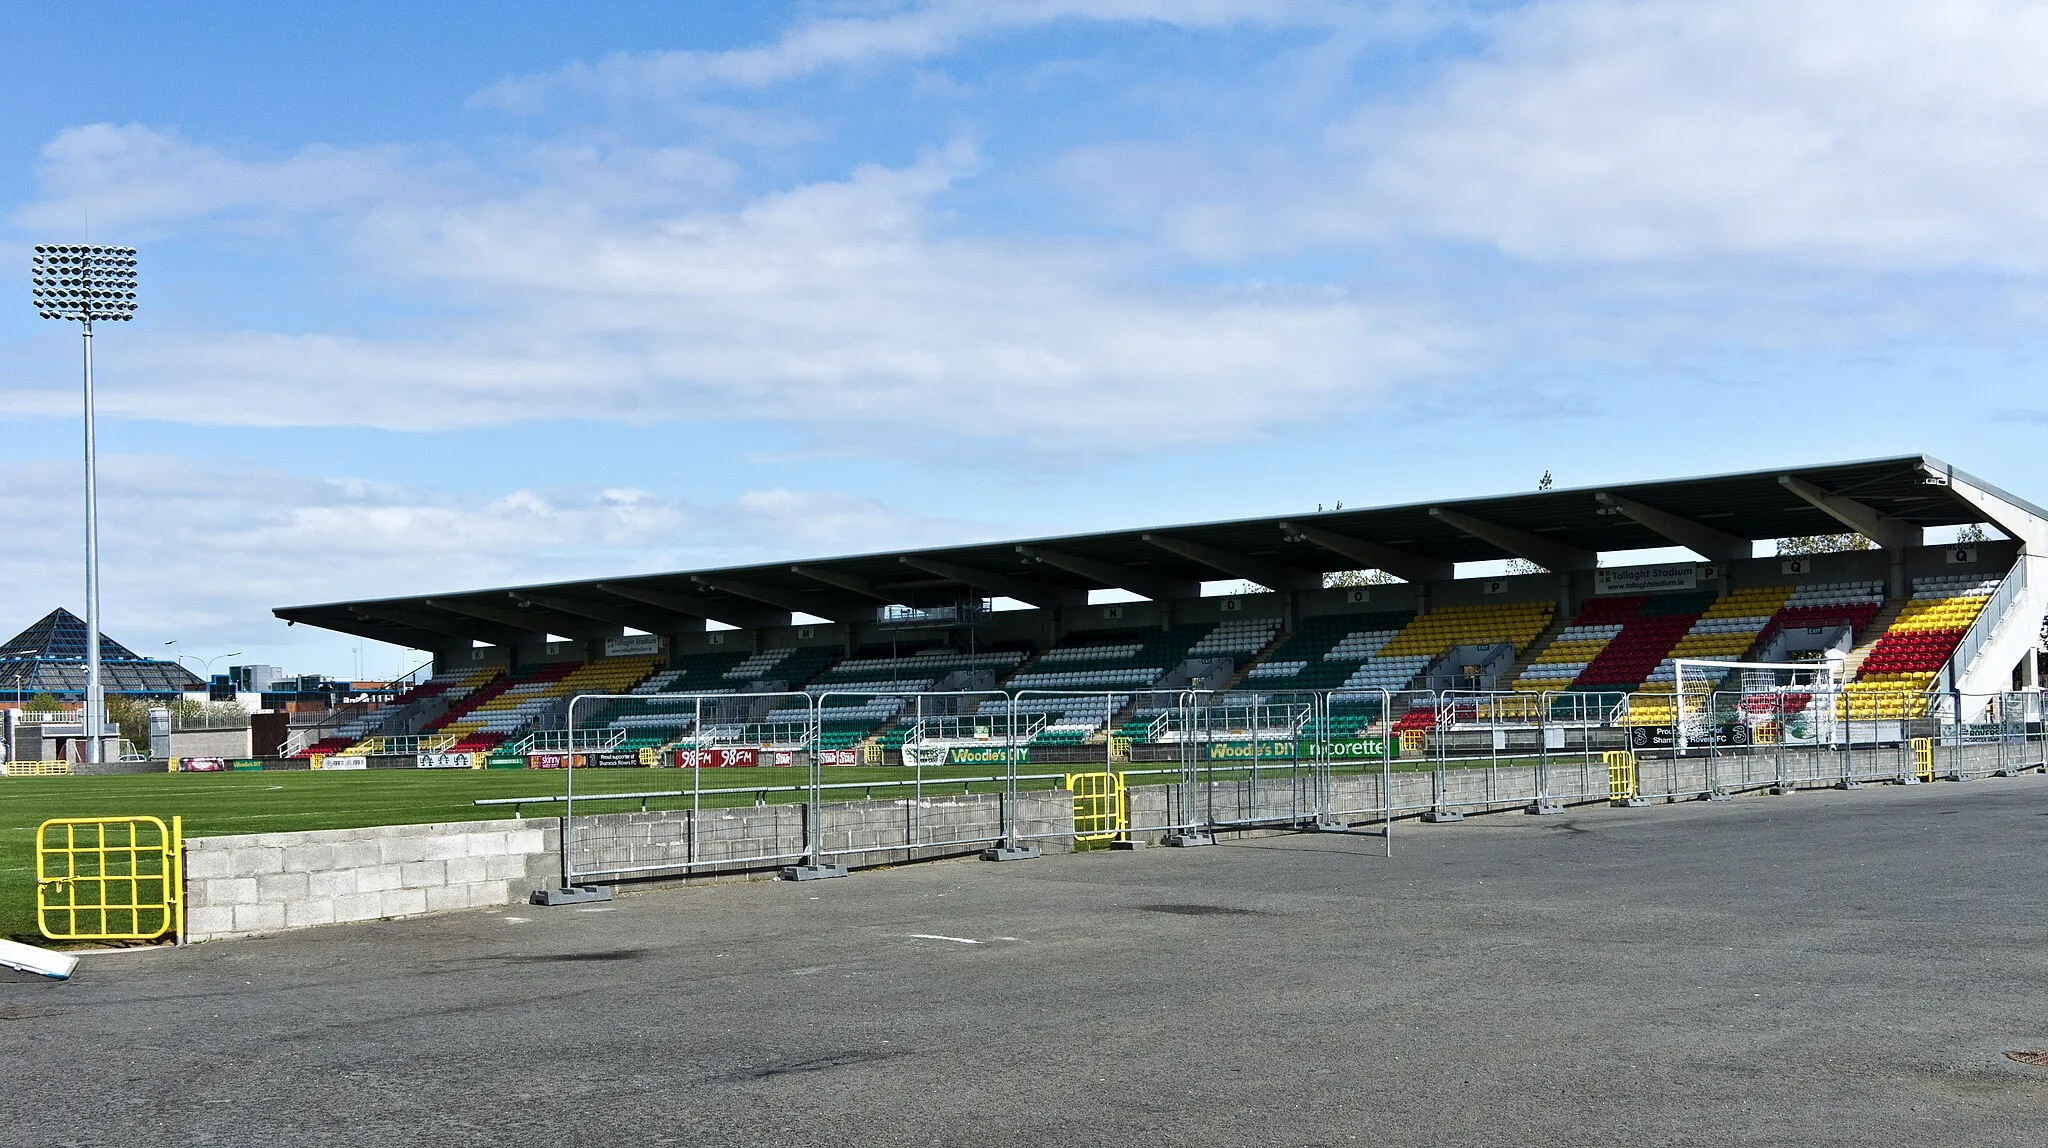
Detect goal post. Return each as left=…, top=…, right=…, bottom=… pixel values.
left=1670, top=658, right=1840, bottom=754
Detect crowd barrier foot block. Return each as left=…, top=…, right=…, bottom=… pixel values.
left=531, top=885, right=612, bottom=907
left=1421, top=809, right=1464, bottom=823
left=0, top=938, right=78, bottom=981
left=1892, top=777, right=1921, bottom=785
left=1163, top=831, right=1216, bottom=847
left=1613, top=798, right=1651, bottom=808
left=1313, top=818, right=1354, bottom=832
left=1837, top=779, right=1864, bottom=790
left=779, top=863, right=849, bottom=881
left=1702, top=790, right=1732, bottom=801
left=1525, top=801, right=1566, bottom=816
left=1109, top=839, right=1146, bottom=850
left=981, top=844, right=1041, bottom=862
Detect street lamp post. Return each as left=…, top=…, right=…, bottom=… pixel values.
left=174, top=651, right=245, bottom=685
left=32, top=244, right=138, bottom=764
left=8, top=649, right=40, bottom=711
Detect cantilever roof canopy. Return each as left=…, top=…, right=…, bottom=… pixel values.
left=275, top=454, right=2039, bottom=651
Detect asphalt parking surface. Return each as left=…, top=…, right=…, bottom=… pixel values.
left=5, top=775, right=2047, bottom=1147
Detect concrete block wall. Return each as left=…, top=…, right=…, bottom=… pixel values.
left=183, top=819, right=557, bottom=942
left=176, top=743, right=2040, bottom=942
left=182, top=792, right=1075, bottom=942
left=570, top=791, right=1073, bottom=878
left=1117, top=741, right=2047, bottom=842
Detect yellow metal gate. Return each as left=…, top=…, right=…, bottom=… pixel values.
left=1603, top=751, right=1639, bottom=805
left=36, top=816, right=184, bottom=943
left=1911, top=737, right=1935, bottom=782
left=1065, top=771, right=1127, bottom=843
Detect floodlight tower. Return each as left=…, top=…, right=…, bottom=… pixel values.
left=31, top=244, right=138, bottom=763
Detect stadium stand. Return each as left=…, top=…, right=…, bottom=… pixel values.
left=1838, top=575, right=2001, bottom=717
left=424, top=657, right=662, bottom=752
left=1242, top=611, right=1416, bottom=692
left=270, top=457, right=2048, bottom=756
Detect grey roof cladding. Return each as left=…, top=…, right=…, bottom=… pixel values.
left=275, top=454, right=2029, bottom=649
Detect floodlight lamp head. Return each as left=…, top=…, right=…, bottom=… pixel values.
left=29, top=244, right=138, bottom=323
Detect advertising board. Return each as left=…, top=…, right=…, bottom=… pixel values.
left=674, top=746, right=761, bottom=768
left=1594, top=563, right=1709, bottom=596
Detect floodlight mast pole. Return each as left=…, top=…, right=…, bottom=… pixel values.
left=82, top=315, right=102, bottom=763
left=32, top=243, right=137, bottom=766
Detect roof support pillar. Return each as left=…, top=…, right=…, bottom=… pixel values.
left=1015, top=546, right=1198, bottom=602
left=1426, top=508, right=1598, bottom=571
left=1276, top=522, right=1452, bottom=583
left=897, top=557, right=1085, bottom=608
left=593, top=583, right=786, bottom=632
left=1138, top=534, right=1321, bottom=591
left=1776, top=476, right=1922, bottom=549
left=689, top=576, right=866, bottom=623
left=1593, top=493, right=1752, bottom=564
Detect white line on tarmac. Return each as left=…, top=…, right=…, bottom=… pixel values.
left=905, top=933, right=982, bottom=944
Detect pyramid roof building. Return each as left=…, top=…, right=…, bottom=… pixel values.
left=0, top=608, right=204, bottom=696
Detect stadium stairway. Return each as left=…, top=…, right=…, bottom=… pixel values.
left=1840, top=595, right=1912, bottom=680
left=1497, top=610, right=1577, bottom=690
left=1212, top=626, right=1295, bottom=694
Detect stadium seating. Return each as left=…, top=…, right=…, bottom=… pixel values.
left=1240, top=611, right=1415, bottom=692
left=1756, top=580, right=1885, bottom=647
left=1639, top=585, right=1794, bottom=688
left=298, top=667, right=501, bottom=757
left=1374, top=602, right=1556, bottom=661
left=988, top=622, right=1255, bottom=743
left=1838, top=575, right=1999, bottom=717
left=1005, top=625, right=1213, bottom=693
left=1570, top=593, right=1714, bottom=692
left=1188, top=617, right=1282, bottom=659
left=427, top=657, right=662, bottom=752
left=582, top=650, right=750, bottom=749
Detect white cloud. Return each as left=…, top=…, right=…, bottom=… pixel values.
left=473, top=0, right=1340, bottom=111
left=13, top=123, right=415, bottom=237
left=0, top=455, right=986, bottom=673
left=1138, top=0, right=2048, bottom=270
left=1355, top=0, right=2048, bottom=266
left=6, top=129, right=1451, bottom=449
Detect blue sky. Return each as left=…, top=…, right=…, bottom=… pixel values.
left=3, top=0, right=2045, bottom=680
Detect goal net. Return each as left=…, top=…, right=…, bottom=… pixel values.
left=1670, top=658, right=1841, bottom=750
left=900, top=742, right=950, bottom=769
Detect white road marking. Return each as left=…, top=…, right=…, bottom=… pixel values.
left=906, top=933, right=981, bottom=944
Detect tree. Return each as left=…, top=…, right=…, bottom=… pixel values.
left=1511, top=470, right=1556, bottom=572
left=1957, top=523, right=1988, bottom=544
left=22, top=694, right=66, bottom=716
left=1323, top=569, right=1400, bottom=587
left=1775, top=533, right=1872, bottom=556
left=104, top=695, right=156, bottom=749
